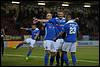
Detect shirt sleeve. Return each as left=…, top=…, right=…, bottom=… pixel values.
left=48, top=19, right=53, bottom=23
left=48, top=18, right=56, bottom=24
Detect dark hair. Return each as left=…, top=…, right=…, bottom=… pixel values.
left=32, top=23, right=36, bottom=25
left=67, top=12, right=75, bottom=19
left=58, top=10, right=64, bottom=13
left=57, top=11, right=64, bottom=14
left=32, top=22, right=42, bottom=28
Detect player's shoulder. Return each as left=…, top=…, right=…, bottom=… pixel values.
left=48, top=18, right=54, bottom=22
left=35, top=28, right=39, bottom=30
left=64, top=20, right=74, bottom=25
left=67, top=19, right=75, bottom=23
left=54, top=17, right=59, bottom=20
left=67, top=20, right=78, bottom=24
left=63, top=22, right=69, bottom=28
left=48, top=18, right=57, bottom=24
left=62, top=17, right=66, bottom=20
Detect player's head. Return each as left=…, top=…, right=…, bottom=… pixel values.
left=75, top=17, right=79, bottom=22
left=46, top=13, right=52, bottom=20
left=67, top=12, right=75, bottom=20
left=67, top=14, right=72, bottom=20
left=57, top=11, right=64, bottom=18
left=31, top=24, right=37, bottom=29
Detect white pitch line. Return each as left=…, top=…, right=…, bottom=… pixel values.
left=3, top=54, right=99, bottom=63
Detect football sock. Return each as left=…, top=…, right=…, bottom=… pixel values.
left=63, top=52, right=69, bottom=65
left=71, top=54, right=76, bottom=65
left=44, top=51, right=49, bottom=66
left=50, top=55, right=55, bottom=66
left=56, top=52, right=60, bottom=65
left=61, top=52, right=64, bottom=66
left=27, top=49, right=32, bottom=57
left=16, top=43, right=23, bottom=49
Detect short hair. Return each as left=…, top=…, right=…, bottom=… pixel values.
left=67, top=12, right=75, bottom=19
left=57, top=11, right=64, bottom=14
left=46, top=13, right=52, bottom=16
left=32, top=24, right=36, bottom=25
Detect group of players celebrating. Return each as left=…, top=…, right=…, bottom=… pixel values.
left=15, top=11, right=79, bottom=66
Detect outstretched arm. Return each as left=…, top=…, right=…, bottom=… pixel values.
left=20, top=27, right=31, bottom=30
left=33, top=18, right=48, bottom=23
left=37, top=19, right=48, bottom=23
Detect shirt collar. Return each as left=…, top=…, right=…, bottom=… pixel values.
left=67, top=19, right=75, bottom=23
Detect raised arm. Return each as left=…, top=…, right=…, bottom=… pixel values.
left=33, top=17, right=49, bottom=23
left=37, top=19, right=48, bottom=23
left=20, top=27, right=32, bottom=30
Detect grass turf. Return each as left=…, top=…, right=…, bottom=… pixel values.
left=1, top=46, right=99, bottom=66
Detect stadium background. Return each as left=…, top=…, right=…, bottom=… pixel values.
left=1, top=0, right=99, bottom=66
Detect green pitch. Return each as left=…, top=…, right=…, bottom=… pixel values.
left=1, top=46, right=99, bottom=66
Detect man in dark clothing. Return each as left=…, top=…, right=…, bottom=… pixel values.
left=1, top=28, right=5, bottom=56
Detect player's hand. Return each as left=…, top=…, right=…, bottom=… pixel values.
left=20, top=27, right=24, bottom=29
left=33, top=18, right=38, bottom=24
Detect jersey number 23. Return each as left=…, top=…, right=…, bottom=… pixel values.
left=69, top=27, right=76, bottom=34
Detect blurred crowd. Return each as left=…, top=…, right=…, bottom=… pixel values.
left=1, top=2, right=99, bottom=40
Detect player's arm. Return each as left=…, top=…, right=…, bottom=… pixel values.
left=34, top=31, right=40, bottom=40
left=57, top=32, right=64, bottom=38
left=34, top=33, right=39, bottom=40
left=33, top=18, right=48, bottom=23
left=20, top=27, right=32, bottom=30
left=77, top=24, right=80, bottom=37
left=53, top=32, right=64, bottom=41
left=53, top=23, right=67, bottom=41
left=37, top=19, right=48, bottom=23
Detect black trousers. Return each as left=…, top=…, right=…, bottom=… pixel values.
left=1, top=37, right=4, bottom=56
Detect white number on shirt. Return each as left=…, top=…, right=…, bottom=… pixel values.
left=69, top=27, right=76, bottom=34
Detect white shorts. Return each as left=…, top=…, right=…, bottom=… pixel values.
left=55, top=39, right=64, bottom=50
left=24, top=38, right=36, bottom=48
left=62, top=42, right=77, bottom=52
left=43, top=40, right=57, bottom=52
